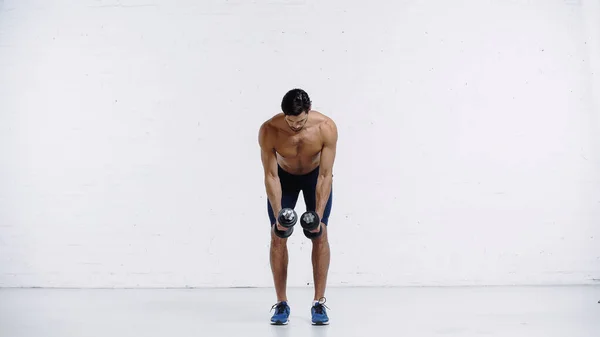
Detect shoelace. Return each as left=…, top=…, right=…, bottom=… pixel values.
left=271, top=302, right=287, bottom=314
left=313, top=297, right=330, bottom=314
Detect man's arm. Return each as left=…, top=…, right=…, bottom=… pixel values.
left=315, top=119, right=338, bottom=222
left=258, top=123, right=282, bottom=223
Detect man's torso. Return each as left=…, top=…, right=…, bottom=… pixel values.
left=267, top=111, right=330, bottom=175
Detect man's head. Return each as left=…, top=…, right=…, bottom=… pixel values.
left=281, top=88, right=311, bottom=132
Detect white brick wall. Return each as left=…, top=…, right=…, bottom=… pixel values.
left=0, top=0, right=599, bottom=288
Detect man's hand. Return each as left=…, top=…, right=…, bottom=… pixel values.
left=276, top=221, right=289, bottom=232
left=308, top=222, right=324, bottom=233
left=309, top=211, right=324, bottom=233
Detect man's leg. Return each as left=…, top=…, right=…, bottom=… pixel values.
left=269, top=227, right=289, bottom=302
left=267, top=190, right=300, bottom=303
left=302, top=186, right=333, bottom=301
left=311, top=221, right=330, bottom=301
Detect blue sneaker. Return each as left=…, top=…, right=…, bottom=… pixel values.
left=270, top=301, right=290, bottom=325
left=311, top=297, right=330, bottom=325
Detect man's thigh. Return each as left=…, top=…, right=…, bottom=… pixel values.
left=302, top=186, right=333, bottom=225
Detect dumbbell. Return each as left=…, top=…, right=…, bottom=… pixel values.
left=300, top=211, right=322, bottom=239
left=273, top=208, right=297, bottom=238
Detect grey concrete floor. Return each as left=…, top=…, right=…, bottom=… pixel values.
left=0, top=286, right=599, bottom=337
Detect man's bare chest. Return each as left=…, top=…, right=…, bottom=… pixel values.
left=275, top=133, right=322, bottom=158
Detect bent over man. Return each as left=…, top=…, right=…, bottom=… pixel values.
left=258, top=88, right=338, bottom=325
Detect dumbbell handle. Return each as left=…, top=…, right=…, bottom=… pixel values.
left=278, top=208, right=297, bottom=228
left=300, top=211, right=320, bottom=231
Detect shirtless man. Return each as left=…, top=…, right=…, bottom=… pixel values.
left=258, top=88, right=338, bottom=325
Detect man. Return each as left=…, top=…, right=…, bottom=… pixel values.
left=258, top=88, right=338, bottom=325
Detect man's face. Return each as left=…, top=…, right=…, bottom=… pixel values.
left=285, top=112, right=308, bottom=132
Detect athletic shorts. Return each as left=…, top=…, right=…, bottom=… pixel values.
left=267, top=165, right=333, bottom=226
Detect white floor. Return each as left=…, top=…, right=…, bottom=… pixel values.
left=0, top=286, right=599, bottom=337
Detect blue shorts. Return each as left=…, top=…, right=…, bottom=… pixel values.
left=267, top=165, right=333, bottom=226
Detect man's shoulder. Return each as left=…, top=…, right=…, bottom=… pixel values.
left=313, top=111, right=337, bottom=139
left=260, top=113, right=283, bottom=131
left=311, top=110, right=335, bottom=124
left=258, top=113, right=283, bottom=147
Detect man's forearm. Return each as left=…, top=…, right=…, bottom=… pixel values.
left=315, top=174, right=332, bottom=220
left=265, top=176, right=282, bottom=218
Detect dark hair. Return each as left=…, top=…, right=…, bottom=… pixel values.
left=281, top=88, right=311, bottom=116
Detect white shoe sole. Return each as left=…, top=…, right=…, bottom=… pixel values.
left=312, top=321, right=329, bottom=325
left=271, top=320, right=289, bottom=325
